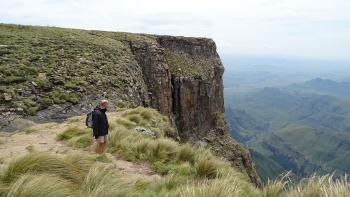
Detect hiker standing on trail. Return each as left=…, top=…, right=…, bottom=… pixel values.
left=92, top=99, right=109, bottom=154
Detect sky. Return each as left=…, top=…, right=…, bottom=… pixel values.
left=1, top=0, right=350, bottom=60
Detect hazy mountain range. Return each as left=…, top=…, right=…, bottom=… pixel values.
left=223, top=59, right=350, bottom=182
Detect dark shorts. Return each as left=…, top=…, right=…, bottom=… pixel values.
left=95, top=135, right=107, bottom=143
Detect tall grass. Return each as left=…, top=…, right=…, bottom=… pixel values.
left=262, top=173, right=350, bottom=197
left=56, top=127, right=88, bottom=140
left=177, top=178, right=243, bottom=197
left=57, top=127, right=92, bottom=148
left=263, top=172, right=291, bottom=197
left=0, top=152, right=93, bottom=184
left=0, top=152, right=133, bottom=197
left=5, top=173, right=73, bottom=197
left=80, top=164, right=130, bottom=197
left=104, top=107, right=260, bottom=195
left=284, top=174, right=350, bottom=197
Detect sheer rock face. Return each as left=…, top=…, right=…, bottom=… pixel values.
left=129, top=36, right=261, bottom=186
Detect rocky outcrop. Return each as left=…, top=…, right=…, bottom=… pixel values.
left=129, top=36, right=261, bottom=186
left=0, top=24, right=261, bottom=186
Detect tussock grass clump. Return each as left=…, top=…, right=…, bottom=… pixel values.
left=107, top=126, right=131, bottom=152
left=128, top=114, right=142, bottom=124
left=5, top=173, right=73, bottom=197
left=120, top=107, right=176, bottom=137
left=147, top=175, right=188, bottom=195
left=262, top=173, right=350, bottom=197
left=168, top=162, right=195, bottom=177
left=0, top=153, right=135, bottom=197
left=116, top=117, right=137, bottom=129
left=57, top=127, right=89, bottom=140
left=0, top=152, right=93, bottom=184
left=68, top=134, right=93, bottom=148
left=177, top=178, right=243, bottom=197
left=283, top=174, right=350, bottom=197
left=94, top=154, right=111, bottom=163
left=80, top=164, right=130, bottom=197
left=193, top=149, right=229, bottom=179
left=147, top=138, right=178, bottom=162
left=140, top=110, right=153, bottom=120
left=263, top=172, right=291, bottom=197
left=176, top=144, right=196, bottom=164
left=195, top=158, right=221, bottom=179
left=57, top=127, right=92, bottom=148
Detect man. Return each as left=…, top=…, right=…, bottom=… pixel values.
left=92, top=99, right=109, bottom=154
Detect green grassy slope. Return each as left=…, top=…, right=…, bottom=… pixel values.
left=249, top=150, right=284, bottom=183
left=0, top=24, right=155, bottom=115
left=275, top=124, right=350, bottom=172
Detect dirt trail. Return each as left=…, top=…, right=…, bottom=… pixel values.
left=0, top=112, right=159, bottom=181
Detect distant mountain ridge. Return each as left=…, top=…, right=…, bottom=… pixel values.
left=287, top=78, right=350, bottom=100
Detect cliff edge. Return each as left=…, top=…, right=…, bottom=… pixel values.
left=0, top=24, right=260, bottom=186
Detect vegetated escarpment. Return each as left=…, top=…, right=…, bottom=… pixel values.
left=0, top=24, right=260, bottom=186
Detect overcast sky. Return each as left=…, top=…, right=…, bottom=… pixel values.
left=1, top=0, right=350, bottom=60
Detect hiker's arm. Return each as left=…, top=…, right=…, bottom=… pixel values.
left=92, top=112, right=100, bottom=139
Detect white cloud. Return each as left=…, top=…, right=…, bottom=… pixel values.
left=1, top=0, right=350, bottom=60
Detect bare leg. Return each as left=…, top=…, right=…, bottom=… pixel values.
left=101, top=143, right=105, bottom=154
left=95, top=141, right=99, bottom=154
left=99, top=143, right=103, bottom=154
left=101, top=136, right=106, bottom=153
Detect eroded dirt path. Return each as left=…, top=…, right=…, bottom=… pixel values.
left=0, top=112, right=159, bottom=181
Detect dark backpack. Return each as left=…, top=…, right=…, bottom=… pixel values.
left=86, top=110, right=94, bottom=128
